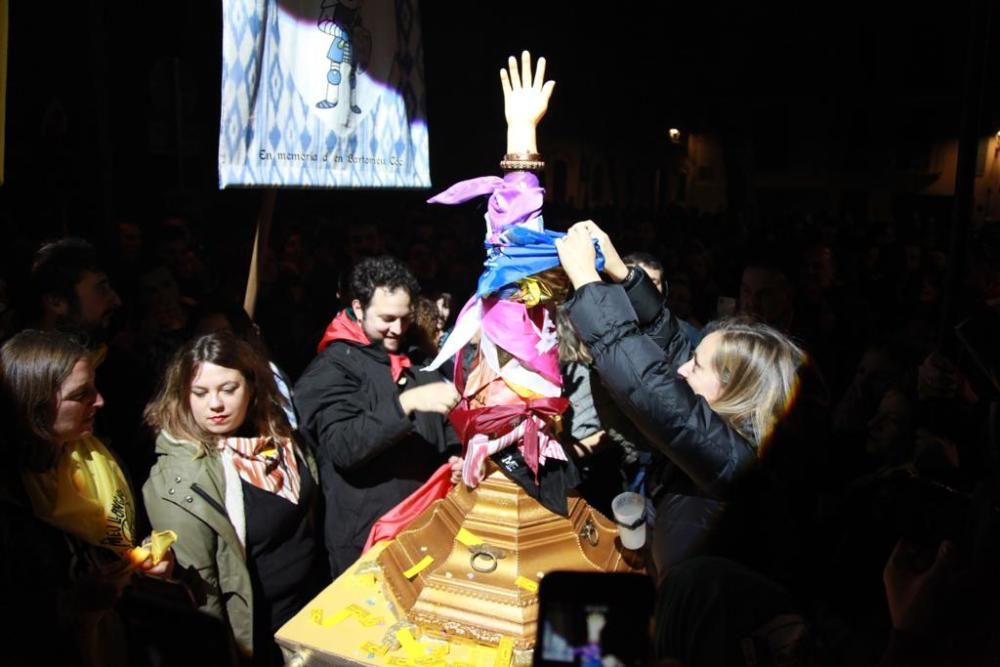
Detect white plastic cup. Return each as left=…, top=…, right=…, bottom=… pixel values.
left=611, top=492, right=646, bottom=550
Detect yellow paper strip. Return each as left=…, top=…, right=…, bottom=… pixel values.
left=360, top=615, right=386, bottom=627
left=402, top=555, right=434, bottom=579
left=354, top=572, right=377, bottom=587
left=310, top=608, right=352, bottom=627
left=388, top=658, right=411, bottom=667
left=455, top=528, right=481, bottom=547
left=347, top=603, right=371, bottom=619
left=514, top=576, right=539, bottom=593
left=396, top=629, right=423, bottom=660
left=494, top=637, right=514, bottom=667
left=362, top=641, right=390, bottom=656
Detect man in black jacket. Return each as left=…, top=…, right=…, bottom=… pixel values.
left=295, top=256, right=461, bottom=576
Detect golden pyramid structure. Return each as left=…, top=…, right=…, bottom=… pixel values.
left=377, top=463, right=644, bottom=650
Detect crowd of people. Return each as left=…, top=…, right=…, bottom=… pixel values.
left=2, top=52, right=1000, bottom=667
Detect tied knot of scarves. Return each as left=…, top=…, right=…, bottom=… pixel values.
left=318, top=309, right=412, bottom=382
left=427, top=171, right=544, bottom=243
left=217, top=436, right=301, bottom=505
left=449, top=397, right=569, bottom=483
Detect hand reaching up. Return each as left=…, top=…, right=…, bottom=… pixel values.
left=570, top=220, right=628, bottom=283
left=555, top=223, right=602, bottom=289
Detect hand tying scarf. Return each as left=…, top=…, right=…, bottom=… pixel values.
left=217, top=436, right=301, bottom=504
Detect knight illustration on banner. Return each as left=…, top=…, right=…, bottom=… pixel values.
left=316, top=0, right=369, bottom=115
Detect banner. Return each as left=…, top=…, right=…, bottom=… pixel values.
left=219, top=0, right=430, bottom=189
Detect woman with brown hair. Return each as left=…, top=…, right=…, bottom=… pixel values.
left=0, top=329, right=172, bottom=666
left=143, top=331, right=324, bottom=665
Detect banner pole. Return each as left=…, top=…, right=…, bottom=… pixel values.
left=244, top=188, right=277, bottom=319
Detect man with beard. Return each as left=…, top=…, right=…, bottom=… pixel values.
left=30, top=238, right=121, bottom=347
left=295, top=255, right=461, bottom=576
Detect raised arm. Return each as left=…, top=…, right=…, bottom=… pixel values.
left=500, top=51, right=556, bottom=156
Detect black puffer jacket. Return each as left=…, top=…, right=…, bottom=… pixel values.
left=566, top=270, right=756, bottom=578
left=294, top=339, right=459, bottom=577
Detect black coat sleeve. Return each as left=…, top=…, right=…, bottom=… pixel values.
left=567, top=282, right=754, bottom=499
left=294, top=346, right=414, bottom=471
left=622, top=266, right=690, bottom=368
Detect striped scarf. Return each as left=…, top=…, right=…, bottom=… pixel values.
left=217, top=436, right=300, bottom=504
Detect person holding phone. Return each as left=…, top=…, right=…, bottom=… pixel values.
left=556, top=222, right=806, bottom=578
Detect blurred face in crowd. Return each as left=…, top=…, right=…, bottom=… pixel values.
left=118, top=222, right=142, bottom=263
left=866, top=388, right=913, bottom=459
left=347, top=224, right=383, bottom=263
left=407, top=243, right=438, bottom=282
left=353, top=287, right=412, bottom=353
left=189, top=362, right=251, bottom=437
left=140, top=268, right=186, bottom=331
left=53, top=357, right=104, bottom=444
left=436, top=295, right=451, bottom=325
left=739, top=267, right=792, bottom=328
left=73, top=270, right=122, bottom=334
left=800, top=245, right=835, bottom=302
left=638, top=262, right=664, bottom=294
left=677, top=331, right=724, bottom=403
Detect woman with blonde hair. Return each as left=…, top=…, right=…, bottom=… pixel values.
left=143, top=331, right=323, bottom=665
left=556, top=221, right=806, bottom=579
left=680, top=317, right=805, bottom=451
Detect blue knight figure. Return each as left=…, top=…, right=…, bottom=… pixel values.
left=316, top=0, right=369, bottom=113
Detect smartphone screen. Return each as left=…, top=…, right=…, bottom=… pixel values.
left=534, top=572, right=654, bottom=667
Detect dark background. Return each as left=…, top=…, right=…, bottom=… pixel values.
left=1, top=1, right=997, bottom=264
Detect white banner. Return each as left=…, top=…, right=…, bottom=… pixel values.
left=219, top=0, right=430, bottom=188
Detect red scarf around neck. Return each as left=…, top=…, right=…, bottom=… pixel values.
left=317, top=309, right=412, bottom=382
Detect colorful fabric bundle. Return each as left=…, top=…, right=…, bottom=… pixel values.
left=424, top=171, right=603, bottom=510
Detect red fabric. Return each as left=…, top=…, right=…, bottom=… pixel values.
left=317, top=309, right=412, bottom=382
left=449, top=397, right=569, bottom=482
left=362, top=462, right=454, bottom=553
